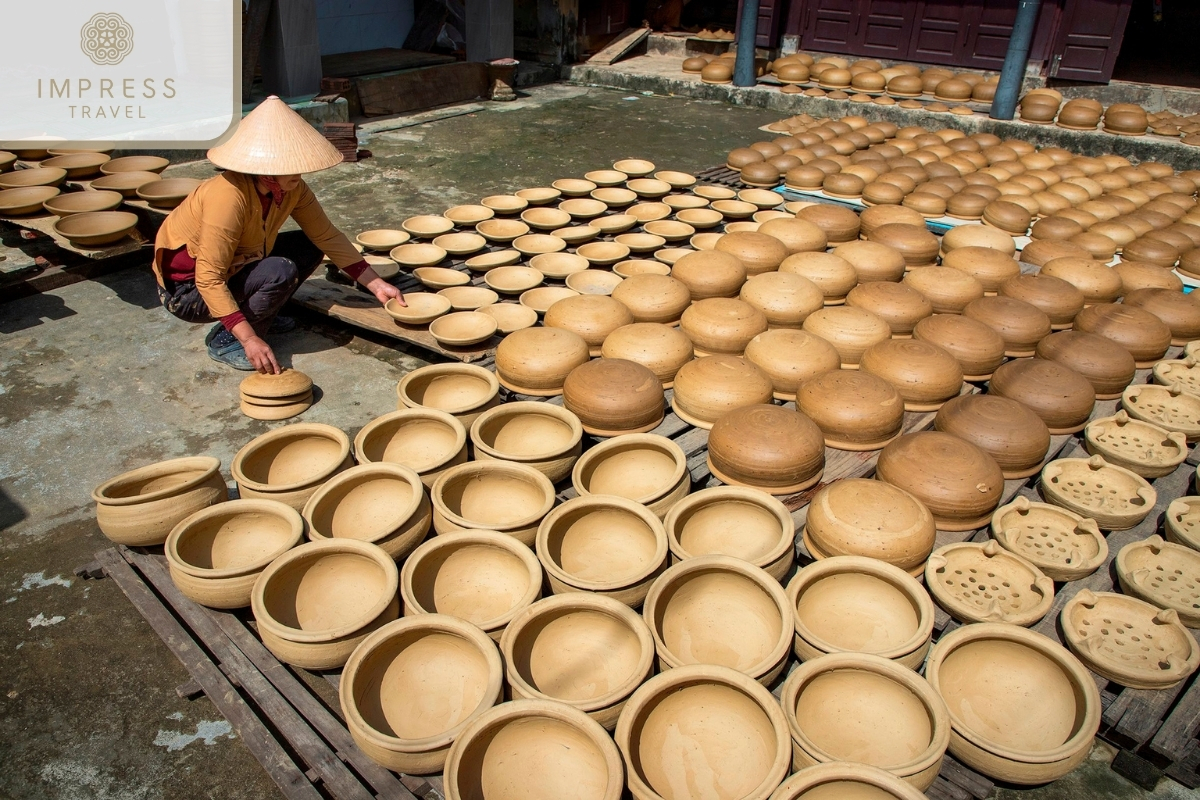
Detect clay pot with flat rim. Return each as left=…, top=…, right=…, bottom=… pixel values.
left=707, top=405, right=826, bottom=495
left=847, top=282, right=933, bottom=337
left=987, top=358, right=1095, bottom=435
left=963, top=296, right=1052, bottom=358
left=355, top=408, right=467, bottom=489
left=562, top=358, right=665, bottom=437
left=469, top=401, right=582, bottom=482
left=302, top=463, right=431, bottom=561
left=663, top=486, right=794, bottom=581
left=999, top=274, right=1084, bottom=330
left=934, top=394, right=1050, bottom=479
left=770, top=761, right=929, bottom=800
left=942, top=247, right=1020, bottom=294
left=1035, top=331, right=1136, bottom=399
left=609, top=274, right=690, bottom=325
left=780, top=251, right=859, bottom=304
left=739, top=272, right=825, bottom=328
left=545, top=294, right=634, bottom=357
left=860, top=339, right=963, bottom=411
left=600, top=323, right=693, bottom=388
left=232, top=424, right=353, bottom=511
left=1073, top=303, right=1172, bottom=367
left=93, top=455, right=227, bottom=546
left=802, top=306, right=892, bottom=368
left=912, top=314, right=1007, bottom=381
left=903, top=267, right=985, bottom=314
left=744, top=329, right=841, bottom=401
left=572, top=433, right=689, bottom=519
left=431, top=461, right=556, bottom=546
left=876, top=432, right=1004, bottom=532
left=681, top=297, right=769, bottom=356
left=495, top=326, right=591, bottom=396
left=670, top=355, right=775, bottom=430
left=1123, top=288, right=1200, bottom=345
left=804, top=478, right=935, bottom=575
left=715, top=231, right=790, bottom=276
left=670, top=249, right=747, bottom=300
left=396, top=363, right=501, bottom=428
left=798, top=370, right=905, bottom=451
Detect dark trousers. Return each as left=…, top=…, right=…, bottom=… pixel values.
left=159, top=230, right=324, bottom=335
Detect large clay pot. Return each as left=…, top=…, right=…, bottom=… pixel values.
left=670, top=249, right=747, bottom=300
left=562, top=358, right=664, bottom=437
left=781, top=652, right=950, bottom=790
left=860, top=339, right=963, bottom=411
left=903, top=267, right=985, bottom=314
left=500, top=594, right=654, bottom=730
left=780, top=251, right=859, bottom=305
left=601, top=323, right=693, bottom=388
left=1035, top=330, right=1136, bottom=400
left=739, top=272, right=825, bottom=328
left=924, top=623, right=1100, bottom=785
left=707, top=405, right=826, bottom=495
left=444, top=699, right=623, bottom=800
left=963, top=296, right=1052, bottom=358
left=431, top=461, right=556, bottom=546
left=396, top=364, right=501, bottom=428
left=798, top=370, right=904, bottom=451
left=251, top=539, right=400, bottom=669
left=680, top=297, right=769, bottom=356
left=610, top=274, right=690, bottom=325
left=400, top=530, right=542, bottom=641
left=935, top=395, right=1050, bottom=479
left=572, top=434, right=689, bottom=518
left=876, top=432, right=1004, bottom=531
left=302, top=463, right=431, bottom=561
left=340, top=614, right=503, bottom=774
left=232, top=424, right=353, bottom=511
left=671, top=355, right=775, bottom=430
left=535, top=494, right=668, bottom=607
left=804, top=478, right=935, bottom=576
left=1073, top=303, right=1172, bottom=367
left=545, top=295, right=634, bottom=356
left=469, top=401, right=582, bottom=482
left=757, top=217, right=827, bottom=254
left=165, top=499, right=303, bottom=609
left=615, top=665, right=791, bottom=800
left=354, top=408, right=467, bottom=489
left=988, top=359, right=1096, bottom=435
left=1124, top=288, right=1200, bottom=345
left=999, top=274, right=1084, bottom=330
left=93, top=456, right=227, bottom=546
left=769, top=762, right=928, bottom=800
left=495, top=327, right=591, bottom=396
left=664, top=486, right=794, bottom=581
left=744, top=329, right=841, bottom=401
left=802, top=307, right=892, bottom=368
left=715, top=231, right=791, bottom=276
left=912, top=314, right=1007, bottom=381
left=941, top=246, right=1020, bottom=292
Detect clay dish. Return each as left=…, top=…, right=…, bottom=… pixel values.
left=429, top=311, right=498, bottom=347
left=877, top=432, right=1004, bottom=532
left=626, top=178, right=672, bottom=199
left=0, top=186, right=61, bottom=215
left=592, top=213, right=638, bottom=234
left=780, top=252, right=858, bottom=305
left=571, top=433, right=689, bottom=519
left=614, top=258, right=671, bottom=278
left=431, top=461, right=555, bottom=547
left=1124, top=288, right=1200, bottom=345
left=770, top=762, right=928, bottom=800
left=680, top=297, right=768, bottom=356
left=398, top=215, right=453, bottom=239
left=642, top=220, right=695, bottom=243
left=1166, top=497, right=1200, bottom=550
left=591, top=187, right=637, bottom=208
left=355, top=408, right=467, bottom=488
left=613, top=158, right=655, bottom=176
left=934, top=395, right=1050, bottom=479
left=738, top=188, right=784, bottom=209
left=798, top=370, right=904, bottom=451
left=1061, top=591, right=1199, bottom=690
left=481, top=194, right=530, bottom=213
left=551, top=178, right=598, bottom=198
left=476, top=302, right=536, bottom=335
left=586, top=169, right=629, bottom=186
left=95, top=155, right=167, bottom=175
left=475, top=218, right=530, bottom=243
left=694, top=184, right=738, bottom=201
left=413, top=267, right=469, bottom=289
left=926, top=541, right=1053, bottom=626
left=0, top=167, right=67, bottom=189
left=52, top=210, right=138, bottom=246
left=385, top=292, right=450, bottom=325
left=689, top=231, right=724, bottom=251
left=558, top=197, right=608, bottom=220
left=804, top=478, right=935, bottom=576
left=1116, top=535, right=1200, bottom=628
left=42, top=190, right=122, bottom=217
left=391, top=243, right=448, bottom=268
left=1154, top=357, right=1200, bottom=395
left=924, top=623, right=1100, bottom=785
left=756, top=218, right=826, bottom=257
left=41, top=152, right=109, bottom=178
left=781, top=652, right=950, bottom=789
left=436, top=286, right=499, bottom=311
left=710, top=199, right=758, bottom=220
left=866, top=224, right=939, bottom=268
left=444, top=699, right=622, bottom=800
left=251, top=539, right=399, bottom=669
left=554, top=227, right=602, bottom=248
left=514, top=188, right=561, bottom=207
left=707, top=405, right=825, bottom=495
left=462, top=246, right=519, bottom=271
left=576, top=241, right=631, bottom=266
left=613, top=233, right=665, bottom=254
left=675, top=207, right=723, bottom=229
left=520, top=206, right=571, bottom=231
left=990, top=496, right=1106, bottom=581
left=432, top=232, right=486, bottom=256
left=962, top=296, right=1051, bottom=358
left=663, top=486, right=793, bottom=580
left=801, top=306, right=891, bottom=368
left=545, top=294, right=633, bottom=355
left=92, top=456, right=227, bottom=547
left=999, top=275, right=1084, bottom=330
left=988, top=359, right=1095, bottom=435
left=847, top=282, right=933, bottom=337
left=627, top=201, right=672, bottom=222
left=1041, top=455, right=1155, bottom=530
left=400, top=530, right=541, bottom=640
left=670, top=355, right=775, bottom=430
left=1122, top=383, right=1200, bottom=441
left=396, top=362, right=500, bottom=427
left=744, top=329, right=840, bottom=400
left=1085, top=411, right=1187, bottom=478
left=483, top=265, right=542, bottom=295
left=1074, top=303, right=1171, bottom=367
left=443, top=204, right=495, bottom=227
left=610, top=274, right=689, bottom=324
left=232, top=423, right=352, bottom=511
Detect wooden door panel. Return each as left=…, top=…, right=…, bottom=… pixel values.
left=801, top=0, right=858, bottom=54
left=1051, top=0, right=1132, bottom=82
left=858, top=0, right=917, bottom=59
left=737, top=0, right=785, bottom=47
left=910, top=0, right=972, bottom=65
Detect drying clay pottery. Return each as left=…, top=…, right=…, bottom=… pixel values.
left=714, top=231, right=790, bottom=276
left=396, top=363, right=500, bottom=428
left=1167, top=497, right=1200, bottom=550
left=707, top=405, right=826, bottom=495
left=251, top=539, right=400, bottom=669
left=990, top=496, right=1106, bottom=581
left=1154, top=358, right=1200, bottom=396
left=798, top=370, right=904, bottom=451
left=963, top=296, right=1052, bottom=358
left=232, top=424, right=352, bottom=511
left=414, top=267, right=468, bottom=289
left=438, top=286, right=499, bottom=311
left=769, top=762, right=928, bottom=800
left=876, top=432, right=1004, bottom=532
left=999, top=275, right=1084, bottom=330
left=868, top=224, right=940, bottom=268
left=469, top=401, right=582, bottom=483
left=302, top=463, right=431, bottom=561
left=535, top=494, right=668, bottom=607
left=165, top=499, right=302, bottom=608
left=431, top=461, right=556, bottom=546
left=93, top=456, right=227, bottom=546
left=477, top=302, right=537, bottom=334
left=642, top=555, right=793, bottom=684
left=934, top=395, right=1050, bottom=479
left=429, top=312, right=498, bottom=347
left=780, top=252, right=859, bottom=305
left=1040, top=455, right=1156, bottom=531
left=860, top=339, right=962, bottom=412
left=680, top=297, right=768, bottom=356
left=562, top=358, right=665, bottom=437
left=757, top=217, right=827, bottom=254
left=670, top=355, right=774, bottom=430
left=495, top=327, right=590, bottom=396
left=1035, top=331, right=1136, bottom=399
left=926, top=541, right=1054, bottom=626
left=780, top=652, right=950, bottom=790
left=42, top=190, right=122, bottom=217
left=664, top=486, right=794, bottom=581
left=386, top=293, right=451, bottom=325
left=740, top=272, right=824, bottom=329
left=0, top=167, right=66, bottom=189
left=610, top=274, right=690, bottom=325
left=340, top=614, right=503, bottom=774
left=53, top=210, right=138, bottom=246
left=476, top=218, right=529, bottom=243
left=1040, top=257, right=1122, bottom=306
left=670, top=249, right=748, bottom=300
left=545, top=294, right=634, bottom=356
left=601, top=323, right=693, bottom=388
left=802, top=307, right=891, bottom=368
left=941, top=247, right=1020, bottom=294
left=744, top=329, right=841, bottom=401
left=355, top=408, right=467, bottom=489
left=1085, top=411, right=1187, bottom=478
left=1124, top=288, right=1200, bottom=345
left=987, top=359, right=1095, bottom=435
left=924, top=623, right=1100, bottom=784
left=0, top=185, right=60, bottom=215
left=484, top=266, right=543, bottom=295
left=832, top=241, right=905, bottom=284
left=1061, top=591, right=1199, bottom=690
left=443, top=699, right=623, bottom=800
left=903, top=267, right=984, bottom=315
left=1074, top=303, right=1172, bottom=367
left=500, top=594, right=654, bottom=730
left=798, top=204, right=861, bottom=243
left=804, top=479, right=935, bottom=576
left=572, top=434, right=689, bottom=518
left=913, top=315, right=1006, bottom=381
left=519, top=286, right=579, bottom=315
left=615, top=664, right=791, bottom=800
left=847, top=283, right=933, bottom=337
left=1122, top=383, right=1200, bottom=441
left=1116, top=536, right=1200, bottom=628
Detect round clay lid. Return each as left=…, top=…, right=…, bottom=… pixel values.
left=846, top=282, right=934, bottom=336
left=876, top=431, right=1004, bottom=531
left=797, top=370, right=904, bottom=451
left=912, top=314, right=1006, bottom=380
left=998, top=274, right=1085, bottom=327
left=707, top=404, right=826, bottom=494
left=988, top=358, right=1096, bottom=435
left=796, top=204, right=861, bottom=242
left=934, top=394, right=1050, bottom=479
left=868, top=223, right=939, bottom=266
left=804, top=479, right=935, bottom=573
left=1074, top=303, right=1173, bottom=367
left=240, top=369, right=313, bottom=399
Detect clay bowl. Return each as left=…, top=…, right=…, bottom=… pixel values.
left=934, top=395, right=1050, bottom=479
left=354, top=408, right=467, bottom=489
left=744, top=329, right=840, bottom=401
left=465, top=249, right=522, bottom=272
left=469, top=401, right=581, bottom=483
left=770, top=762, right=928, bottom=800
left=586, top=169, right=629, bottom=187
left=988, top=359, right=1095, bottom=435
left=672, top=250, right=748, bottom=300
left=356, top=229, right=410, bottom=251
left=396, top=363, right=500, bottom=428
left=401, top=215, right=455, bottom=238
left=528, top=251, right=588, bottom=279
left=413, top=267, right=469, bottom=290
left=391, top=244, right=447, bottom=268
left=251, top=539, right=399, bottom=669
left=670, top=355, right=775, bottom=430
left=431, top=461, right=556, bottom=546
left=429, top=312, right=499, bottom=347
left=514, top=187, right=560, bottom=206
left=41, top=152, right=109, bottom=178
left=877, top=432, right=1004, bottom=532
left=1073, top=303, right=1172, bottom=367
left=92, top=456, right=227, bottom=547
left=860, top=339, right=963, bottom=412
left=400, top=530, right=541, bottom=640
left=786, top=556, right=935, bottom=669
left=52, top=210, right=138, bottom=246
left=643, top=555, right=793, bottom=684
left=912, top=314, right=1006, bottom=382
left=797, top=370, right=904, bottom=451
left=781, top=652, right=950, bottom=789
left=41, top=189, right=122, bottom=217
left=680, top=297, right=769, bottom=356
left=616, top=664, right=790, bottom=800
left=571, top=433, right=689, bottom=519
left=566, top=269, right=624, bottom=296
left=88, top=170, right=160, bottom=198
left=443, top=204, right=495, bottom=227
left=495, top=326, right=589, bottom=395
left=707, top=404, right=825, bottom=495
left=385, top=293, right=451, bottom=325
left=963, top=296, right=1052, bottom=358
left=433, top=232, right=487, bottom=256
left=801, top=306, right=891, bottom=368
left=0, top=186, right=60, bottom=215
left=663, top=486, right=793, bottom=581
left=536, top=494, right=668, bottom=607
left=1035, top=331, right=1136, bottom=399
left=301, top=461, right=430, bottom=561
left=924, top=623, right=1100, bottom=785
left=545, top=294, right=633, bottom=356
left=476, top=218, right=530, bottom=243
left=340, top=614, right=503, bottom=775
left=553, top=224, right=600, bottom=245
left=136, top=178, right=201, bottom=208
left=576, top=241, right=632, bottom=266
left=519, top=206, right=572, bottom=232
left=232, top=424, right=352, bottom=511
left=438, top=286, right=500, bottom=311
left=483, top=265, right=542, bottom=295
left=592, top=213, right=639, bottom=234
left=0, top=167, right=67, bottom=189
left=500, top=594, right=654, bottom=730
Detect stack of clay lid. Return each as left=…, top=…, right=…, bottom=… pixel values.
left=240, top=369, right=313, bottom=420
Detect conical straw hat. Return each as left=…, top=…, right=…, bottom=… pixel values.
left=207, top=96, right=343, bottom=175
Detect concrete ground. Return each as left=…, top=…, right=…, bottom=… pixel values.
left=0, top=84, right=1190, bottom=800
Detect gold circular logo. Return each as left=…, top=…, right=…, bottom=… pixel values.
left=81, top=12, right=134, bottom=66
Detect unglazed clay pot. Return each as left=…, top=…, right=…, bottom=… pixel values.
left=572, top=434, right=689, bottom=518
left=1122, top=383, right=1200, bottom=442
left=355, top=408, right=467, bottom=489
left=769, top=762, right=928, bottom=800
left=444, top=699, right=623, bottom=800
left=396, top=363, right=501, bottom=428
left=757, top=217, right=827, bottom=254
left=495, top=326, right=591, bottom=396
left=942, top=247, right=1020, bottom=293
left=1086, top=411, right=1187, bottom=479
left=1116, top=536, right=1200, bottom=627
left=601, top=323, right=693, bottom=388
left=1035, top=330, right=1136, bottom=399
left=340, top=614, right=503, bottom=774
left=846, top=282, right=933, bottom=337
left=912, top=314, right=1007, bottom=381
left=802, top=306, right=892, bottom=368
left=609, top=274, right=690, bottom=325
left=93, top=456, right=227, bottom=546
left=926, top=541, right=1054, bottom=626
left=535, top=494, right=668, bottom=607
left=401, top=530, right=542, bottom=640
left=1040, top=257, right=1123, bottom=306
left=1115, top=259, right=1184, bottom=294
left=642, top=555, right=793, bottom=684
left=1123, top=288, right=1200, bottom=345
left=302, top=463, right=431, bottom=561
left=469, top=401, right=582, bottom=482
left=876, top=432, right=1004, bottom=531
left=744, top=329, right=841, bottom=400
left=903, top=267, right=985, bottom=314
left=545, top=294, right=634, bottom=357
left=804, top=479, right=935, bottom=576
left=680, top=297, right=769, bottom=356
left=165, top=499, right=303, bottom=609
left=251, top=539, right=400, bottom=669
left=963, top=296, right=1052, bottom=358
left=1040, top=455, right=1156, bottom=530
left=934, top=395, right=1049, bottom=479
left=798, top=370, right=904, bottom=451
left=999, top=274, right=1084, bottom=330
left=924, top=623, right=1100, bottom=784
left=990, top=496, right=1107, bottom=581
left=781, top=652, right=950, bottom=790
left=1073, top=303, right=1172, bottom=367
left=562, top=358, right=664, bottom=437
left=988, top=359, right=1095, bottom=435
left=707, top=405, right=826, bottom=495
left=715, top=231, right=790, bottom=276
left=670, top=249, right=747, bottom=300
left=740, top=272, right=825, bottom=328
left=868, top=223, right=939, bottom=268
left=616, top=664, right=791, bottom=800
left=500, top=594, right=654, bottom=730
left=663, top=486, right=794, bottom=581
left=798, top=203, right=861, bottom=242
left=831, top=240, right=906, bottom=284
left=860, top=339, right=963, bottom=411
left=780, top=251, right=859, bottom=304
left=671, top=355, right=775, bottom=430
left=786, top=557, right=935, bottom=669
left=232, top=424, right=353, bottom=511
left=431, top=461, right=557, bottom=545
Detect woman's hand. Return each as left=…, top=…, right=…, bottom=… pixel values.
left=367, top=276, right=404, bottom=307
left=244, top=335, right=281, bottom=374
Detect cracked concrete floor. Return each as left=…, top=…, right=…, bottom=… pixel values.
left=0, top=84, right=1191, bottom=799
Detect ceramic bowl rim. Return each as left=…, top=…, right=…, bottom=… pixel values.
left=92, top=455, right=223, bottom=506
left=535, top=494, right=668, bottom=591
left=396, top=363, right=499, bottom=415
left=232, top=423, right=351, bottom=493
left=166, top=498, right=303, bottom=579
left=302, top=462, right=426, bottom=544
left=663, top=486, right=793, bottom=569
left=469, top=400, right=583, bottom=462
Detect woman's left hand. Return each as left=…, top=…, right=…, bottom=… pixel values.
left=366, top=276, right=405, bottom=307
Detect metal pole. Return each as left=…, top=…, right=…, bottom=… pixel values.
left=990, top=0, right=1043, bottom=120
left=733, top=0, right=761, bottom=87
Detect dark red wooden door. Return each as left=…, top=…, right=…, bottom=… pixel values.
left=800, top=0, right=858, bottom=54
left=1050, top=0, right=1133, bottom=82
left=910, top=0, right=973, bottom=65
left=856, top=0, right=917, bottom=59
left=737, top=0, right=786, bottom=48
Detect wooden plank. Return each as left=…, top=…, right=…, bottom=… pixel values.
left=1112, top=681, right=1189, bottom=746
left=925, top=776, right=970, bottom=800
left=1151, top=673, right=1200, bottom=761
left=356, top=62, right=489, bottom=117
left=1165, top=738, right=1200, bottom=789
left=93, top=548, right=321, bottom=800
left=322, top=48, right=455, bottom=79
left=938, top=754, right=994, bottom=799
left=587, top=27, right=650, bottom=65
left=0, top=210, right=149, bottom=260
